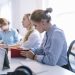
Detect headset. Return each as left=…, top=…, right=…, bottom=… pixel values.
left=7, top=66, right=33, bottom=75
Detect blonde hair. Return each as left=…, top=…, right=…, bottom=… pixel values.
left=23, top=14, right=34, bottom=42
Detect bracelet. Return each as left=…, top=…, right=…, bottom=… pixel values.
left=33, top=54, right=36, bottom=60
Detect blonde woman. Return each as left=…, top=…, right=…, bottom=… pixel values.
left=11, top=14, right=41, bottom=51
left=21, top=14, right=41, bottom=50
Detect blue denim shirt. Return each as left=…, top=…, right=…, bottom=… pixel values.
left=0, top=28, right=19, bottom=45
left=34, top=25, right=68, bottom=66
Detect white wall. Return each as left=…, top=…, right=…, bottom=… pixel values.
left=0, top=0, right=11, bottom=22
left=42, top=0, right=75, bottom=45
left=11, top=0, right=43, bottom=35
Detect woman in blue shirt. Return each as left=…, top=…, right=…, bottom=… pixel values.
left=20, top=8, right=69, bottom=69
left=0, top=18, right=19, bottom=46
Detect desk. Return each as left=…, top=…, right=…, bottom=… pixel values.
left=0, top=58, right=75, bottom=75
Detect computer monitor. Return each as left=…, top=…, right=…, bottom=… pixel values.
left=0, top=48, right=10, bottom=70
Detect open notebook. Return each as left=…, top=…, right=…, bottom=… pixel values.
left=11, top=48, right=23, bottom=58
left=10, top=47, right=29, bottom=58
left=0, top=48, right=10, bottom=70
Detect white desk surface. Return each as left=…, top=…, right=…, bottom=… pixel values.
left=0, top=51, right=75, bottom=75
left=0, top=58, right=75, bottom=75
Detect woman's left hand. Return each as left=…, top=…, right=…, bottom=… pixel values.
left=20, top=50, right=35, bottom=59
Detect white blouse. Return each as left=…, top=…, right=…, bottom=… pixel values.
left=21, top=29, right=42, bottom=51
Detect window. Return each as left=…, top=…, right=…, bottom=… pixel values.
left=0, top=0, right=11, bottom=25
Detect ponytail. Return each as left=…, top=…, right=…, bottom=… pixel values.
left=44, top=8, right=53, bottom=14
left=23, top=13, right=34, bottom=42
left=23, top=26, right=34, bottom=42
left=43, top=8, right=53, bottom=22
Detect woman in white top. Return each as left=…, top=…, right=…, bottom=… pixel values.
left=11, top=14, right=41, bottom=50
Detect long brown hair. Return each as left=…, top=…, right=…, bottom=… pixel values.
left=23, top=14, right=34, bottom=42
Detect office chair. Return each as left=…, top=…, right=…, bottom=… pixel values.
left=7, top=66, right=33, bottom=75
left=67, top=40, right=75, bottom=72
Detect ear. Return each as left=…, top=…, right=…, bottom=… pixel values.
left=41, top=19, right=45, bottom=26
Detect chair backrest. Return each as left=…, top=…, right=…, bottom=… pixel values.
left=67, top=40, right=75, bottom=72
left=7, top=65, right=33, bottom=75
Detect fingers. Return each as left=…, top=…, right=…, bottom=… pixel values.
left=20, top=50, right=34, bottom=59
left=20, top=51, right=28, bottom=57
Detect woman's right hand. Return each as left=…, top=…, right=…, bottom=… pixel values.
left=20, top=50, right=35, bottom=59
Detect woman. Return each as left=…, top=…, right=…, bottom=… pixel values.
left=20, top=8, right=69, bottom=69
left=11, top=14, right=41, bottom=50
left=0, top=18, right=19, bottom=46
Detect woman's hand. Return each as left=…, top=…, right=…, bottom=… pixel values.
left=20, top=50, right=35, bottom=59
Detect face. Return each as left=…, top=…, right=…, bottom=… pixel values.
left=31, top=20, right=45, bottom=33
left=22, top=16, right=31, bottom=29
left=1, top=24, right=9, bottom=31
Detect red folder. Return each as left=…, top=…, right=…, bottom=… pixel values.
left=11, top=48, right=25, bottom=58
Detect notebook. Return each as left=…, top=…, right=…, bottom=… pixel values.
left=11, top=48, right=27, bottom=58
